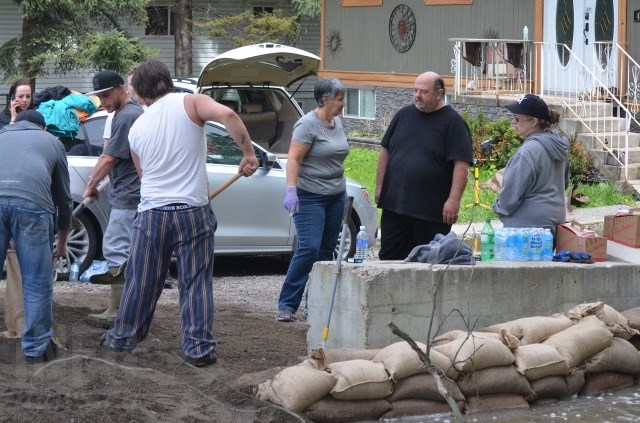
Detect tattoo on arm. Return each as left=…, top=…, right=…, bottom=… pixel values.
left=240, top=134, right=246, bottom=145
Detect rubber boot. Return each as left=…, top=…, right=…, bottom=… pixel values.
left=86, top=283, right=123, bottom=329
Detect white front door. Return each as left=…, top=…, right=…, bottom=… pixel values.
left=542, top=0, right=617, bottom=94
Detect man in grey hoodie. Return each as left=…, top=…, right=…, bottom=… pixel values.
left=493, top=94, right=569, bottom=234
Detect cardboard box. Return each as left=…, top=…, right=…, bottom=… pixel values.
left=556, top=220, right=608, bottom=262
left=602, top=208, right=640, bottom=248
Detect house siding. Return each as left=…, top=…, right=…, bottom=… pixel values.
left=0, top=0, right=320, bottom=112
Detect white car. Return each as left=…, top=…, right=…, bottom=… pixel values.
left=59, top=44, right=378, bottom=279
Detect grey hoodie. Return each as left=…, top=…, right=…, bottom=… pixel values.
left=493, top=130, right=569, bottom=232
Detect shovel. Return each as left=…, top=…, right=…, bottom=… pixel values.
left=321, top=196, right=354, bottom=347
left=73, top=177, right=110, bottom=217
left=209, top=172, right=243, bottom=200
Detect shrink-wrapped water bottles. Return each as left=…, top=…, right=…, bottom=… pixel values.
left=493, top=227, right=554, bottom=262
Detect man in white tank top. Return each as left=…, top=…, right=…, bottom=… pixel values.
left=99, top=59, right=258, bottom=367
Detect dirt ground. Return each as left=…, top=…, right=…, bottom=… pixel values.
left=0, top=257, right=312, bottom=423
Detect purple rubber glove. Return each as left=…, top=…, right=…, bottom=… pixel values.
left=284, top=185, right=298, bottom=212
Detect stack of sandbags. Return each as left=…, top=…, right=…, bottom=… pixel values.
left=373, top=341, right=466, bottom=419
left=457, top=365, right=532, bottom=413
left=621, top=307, right=640, bottom=351
left=526, top=370, right=586, bottom=403
left=483, top=313, right=574, bottom=345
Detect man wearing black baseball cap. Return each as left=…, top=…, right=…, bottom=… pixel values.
left=0, top=100, right=71, bottom=363
left=83, top=69, right=144, bottom=329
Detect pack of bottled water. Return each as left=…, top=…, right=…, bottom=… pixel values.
left=494, top=227, right=554, bottom=261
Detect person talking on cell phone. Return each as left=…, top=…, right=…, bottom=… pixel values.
left=0, top=79, right=34, bottom=130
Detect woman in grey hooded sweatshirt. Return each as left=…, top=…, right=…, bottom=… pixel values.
left=493, top=94, right=569, bottom=235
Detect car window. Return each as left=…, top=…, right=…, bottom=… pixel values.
left=205, top=124, right=245, bottom=165
left=81, top=117, right=106, bottom=156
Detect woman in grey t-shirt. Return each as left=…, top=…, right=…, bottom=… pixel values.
left=277, top=78, right=350, bottom=322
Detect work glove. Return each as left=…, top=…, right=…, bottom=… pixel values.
left=284, top=185, right=298, bottom=213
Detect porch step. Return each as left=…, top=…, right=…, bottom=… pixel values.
left=594, top=163, right=640, bottom=183
left=577, top=132, right=640, bottom=150
left=563, top=101, right=614, bottom=118
left=561, top=116, right=627, bottom=135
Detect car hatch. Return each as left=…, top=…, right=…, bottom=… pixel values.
left=197, top=43, right=320, bottom=88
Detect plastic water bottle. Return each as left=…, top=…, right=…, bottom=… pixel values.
left=480, top=218, right=495, bottom=261
left=355, top=226, right=368, bottom=262
left=541, top=229, right=554, bottom=261
left=523, top=25, right=529, bottom=41
left=529, top=228, right=543, bottom=261
left=69, top=260, right=80, bottom=283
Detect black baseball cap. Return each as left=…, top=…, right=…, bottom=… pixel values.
left=86, top=70, right=124, bottom=95
left=16, top=110, right=46, bottom=128
left=506, top=94, right=549, bottom=120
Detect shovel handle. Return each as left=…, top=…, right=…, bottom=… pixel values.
left=209, top=173, right=242, bottom=200
left=73, top=177, right=110, bottom=217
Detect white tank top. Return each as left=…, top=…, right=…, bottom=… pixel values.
left=128, top=93, right=209, bottom=212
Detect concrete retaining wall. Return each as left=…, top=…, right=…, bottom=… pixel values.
left=306, top=261, right=640, bottom=350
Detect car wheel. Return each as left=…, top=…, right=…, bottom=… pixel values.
left=55, top=212, right=98, bottom=281
left=334, top=217, right=357, bottom=260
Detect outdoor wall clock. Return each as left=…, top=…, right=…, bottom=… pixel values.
left=326, top=28, right=343, bottom=58
left=389, top=4, right=416, bottom=53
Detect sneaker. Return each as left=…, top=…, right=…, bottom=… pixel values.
left=90, top=265, right=125, bottom=285
left=277, top=309, right=295, bottom=322
left=184, top=351, right=218, bottom=367
left=25, top=339, right=58, bottom=364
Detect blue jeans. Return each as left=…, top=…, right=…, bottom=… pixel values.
left=278, top=189, right=346, bottom=313
left=0, top=197, right=55, bottom=357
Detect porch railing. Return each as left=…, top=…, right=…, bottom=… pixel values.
left=449, top=38, right=640, bottom=184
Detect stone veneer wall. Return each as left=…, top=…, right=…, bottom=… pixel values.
left=341, top=87, right=513, bottom=136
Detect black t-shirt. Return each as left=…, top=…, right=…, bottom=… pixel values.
left=378, top=104, right=473, bottom=222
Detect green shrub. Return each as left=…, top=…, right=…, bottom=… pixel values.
left=567, top=133, right=593, bottom=184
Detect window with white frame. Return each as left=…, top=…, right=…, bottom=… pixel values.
left=146, top=6, right=176, bottom=36
left=344, top=88, right=375, bottom=119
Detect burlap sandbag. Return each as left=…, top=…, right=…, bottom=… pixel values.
left=328, top=359, right=393, bottom=400
left=456, top=365, right=533, bottom=398
left=483, top=313, right=574, bottom=345
left=526, top=369, right=585, bottom=401
left=323, top=348, right=380, bottom=364
left=304, top=396, right=391, bottom=423
left=567, top=302, right=639, bottom=340
left=1, top=250, right=24, bottom=339
left=382, top=399, right=466, bottom=419
left=432, top=335, right=515, bottom=372
left=621, top=307, right=640, bottom=331
left=542, top=315, right=613, bottom=369
left=386, top=373, right=465, bottom=402
left=432, top=329, right=519, bottom=350
left=372, top=341, right=459, bottom=380
left=464, top=393, right=529, bottom=414
left=513, top=343, right=570, bottom=380
left=256, top=356, right=337, bottom=413
left=582, top=337, right=640, bottom=374
left=579, top=371, right=635, bottom=396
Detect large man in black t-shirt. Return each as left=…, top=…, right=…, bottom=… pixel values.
left=375, top=72, right=473, bottom=260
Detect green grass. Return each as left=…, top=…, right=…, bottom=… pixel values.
left=344, top=147, right=637, bottom=224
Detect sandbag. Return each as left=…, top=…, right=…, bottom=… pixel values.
left=372, top=341, right=459, bottom=380
left=465, top=393, right=529, bottom=414
left=328, top=359, right=393, bottom=400
left=1, top=250, right=24, bottom=339
left=432, top=329, right=519, bottom=350
left=256, top=356, right=336, bottom=412
left=483, top=313, right=574, bottom=345
left=582, top=337, right=640, bottom=374
left=567, top=302, right=638, bottom=340
left=526, top=370, right=585, bottom=401
left=621, top=307, right=640, bottom=331
left=542, top=315, right=613, bottom=369
left=433, top=334, right=515, bottom=372
left=382, top=399, right=466, bottom=419
left=323, top=348, right=380, bottom=364
left=513, top=343, right=570, bottom=380
left=304, top=397, right=391, bottom=423
left=456, top=365, right=533, bottom=398
left=579, top=371, right=635, bottom=396
left=386, top=373, right=465, bottom=402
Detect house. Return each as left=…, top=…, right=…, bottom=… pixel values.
left=320, top=0, right=640, bottom=134
left=0, top=0, right=321, bottom=111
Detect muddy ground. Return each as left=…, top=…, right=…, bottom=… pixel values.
left=0, top=257, right=311, bottom=422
